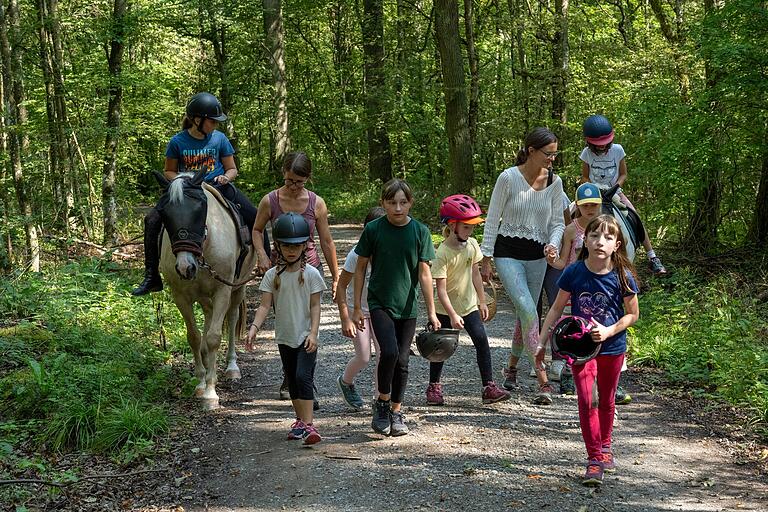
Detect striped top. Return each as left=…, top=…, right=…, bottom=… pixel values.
left=480, top=166, right=566, bottom=257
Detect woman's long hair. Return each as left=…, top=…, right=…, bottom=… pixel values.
left=578, top=214, right=639, bottom=293
left=515, top=127, right=558, bottom=166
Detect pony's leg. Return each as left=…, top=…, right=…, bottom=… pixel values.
left=171, top=290, right=205, bottom=397
left=224, top=288, right=246, bottom=380
left=200, top=289, right=230, bottom=409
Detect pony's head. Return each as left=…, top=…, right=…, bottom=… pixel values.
left=155, top=168, right=208, bottom=280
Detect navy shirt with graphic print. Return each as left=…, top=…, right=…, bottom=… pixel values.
left=557, top=260, right=638, bottom=356
left=165, top=129, right=234, bottom=183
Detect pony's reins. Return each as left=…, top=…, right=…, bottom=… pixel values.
left=196, top=256, right=259, bottom=287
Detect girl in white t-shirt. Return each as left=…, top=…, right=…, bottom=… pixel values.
left=247, top=212, right=326, bottom=445
left=335, top=207, right=386, bottom=410
left=580, top=115, right=667, bottom=276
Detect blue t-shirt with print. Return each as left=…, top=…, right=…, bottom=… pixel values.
left=557, top=260, right=638, bottom=356
left=165, top=129, right=234, bottom=183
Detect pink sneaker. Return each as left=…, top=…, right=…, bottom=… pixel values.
left=482, top=381, right=512, bottom=404
left=287, top=419, right=306, bottom=440
left=302, top=424, right=322, bottom=445
left=426, top=382, right=444, bottom=405
left=600, top=450, right=616, bottom=471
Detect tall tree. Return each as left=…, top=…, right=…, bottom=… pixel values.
left=648, top=0, right=691, bottom=103
left=263, top=0, right=290, bottom=175
left=551, top=0, right=569, bottom=128
left=434, top=0, right=473, bottom=193
left=463, top=0, right=479, bottom=149
left=360, top=0, right=392, bottom=182
left=102, top=0, right=127, bottom=246
left=686, top=0, right=724, bottom=251
left=0, top=0, right=39, bottom=271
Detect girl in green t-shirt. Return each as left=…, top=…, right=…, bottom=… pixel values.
left=351, top=179, right=440, bottom=436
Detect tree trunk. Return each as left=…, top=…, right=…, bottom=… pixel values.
left=648, top=0, right=690, bottom=102
left=360, top=0, right=393, bottom=183
left=551, top=0, right=568, bottom=128
left=263, top=0, right=290, bottom=175
left=434, top=0, right=474, bottom=193
left=750, top=126, right=768, bottom=248
left=102, top=0, right=127, bottom=246
left=463, top=0, right=479, bottom=149
left=686, top=0, right=723, bottom=250
left=0, top=0, right=39, bottom=271
left=508, top=0, right=529, bottom=133
left=0, top=76, right=12, bottom=271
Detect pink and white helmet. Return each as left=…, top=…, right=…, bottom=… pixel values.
left=439, top=194, right=484, bottom=225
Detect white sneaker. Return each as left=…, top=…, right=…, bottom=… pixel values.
left=548, top=360, right=565, bottom=382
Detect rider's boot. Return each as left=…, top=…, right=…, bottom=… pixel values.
left=132, top=209, right=164, bottom=296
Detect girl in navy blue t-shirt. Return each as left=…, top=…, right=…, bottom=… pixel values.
left=536, top=214, right=639, bottom=487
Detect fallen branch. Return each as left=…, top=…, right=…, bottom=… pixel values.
left=0, top=467, right=170, bottom=488
left=324, top=454, right=362, bottom=460
left=43, top=235, right=135, bottom=259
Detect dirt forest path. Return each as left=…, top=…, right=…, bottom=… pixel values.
left=146, top=224, right=766, bottom=512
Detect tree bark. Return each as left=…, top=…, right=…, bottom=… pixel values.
left=508, top=0, right=529, bottom=133
left=360, top=0, right=393, bottom=183
left=463, top=0, right=479, bottom=149
left=102, top=0, right=127, bottom=246
left=750, top=125, right=768, bottom=248
left=686, top=0, right=723, bottom=250
left=551, top=0, right=569, bottom=128
left=648, top=0, right=690, bottom=102
left=263, top=0, right=290, bottom=175
left=434, top=0, right=473, bottom=193
left=0, top=0, right=40, bottom=271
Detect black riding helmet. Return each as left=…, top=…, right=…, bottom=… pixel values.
left=272, top=212, right=310, bottom=244
left=186, top=92, right=228, bottom=124
left=583, top=115, right=614, bottom=147
left=416, top=324, right=460, bottom=363
left=551, top=315, right=601, bottom=366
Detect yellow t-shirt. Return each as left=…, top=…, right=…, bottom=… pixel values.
left=432, top=237, right=483, bottom=317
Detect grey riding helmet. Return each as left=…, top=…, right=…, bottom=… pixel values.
left=416, top=325, right=460, bottom=362
left=272, top=212, right=310, bottom=244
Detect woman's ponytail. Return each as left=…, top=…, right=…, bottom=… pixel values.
left=514, top=148, right=528, bottom=166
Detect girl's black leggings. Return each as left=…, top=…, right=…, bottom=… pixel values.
left=430, top=311, right=493, bottom=385
left=278, top=341, right=317, bottom=400
left=370, top=308, right=416, bottom=404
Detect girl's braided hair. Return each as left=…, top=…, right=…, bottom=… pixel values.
left=577, top=214, right=639, bottom=294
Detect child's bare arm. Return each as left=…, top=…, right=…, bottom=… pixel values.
left=581, top=161, right=591, bottom=184
left=436, top=278, right=461, bottom=328
left=591, top=293, right=639, bottom=342
left=351, top=255, right=370, bottom=328
left=471, top=263, right=489, bottom=321
left=419, top=261, right=440, bottom=329
left=617, top=158, right=628, bottom=187
left=548, top=225, right=575, bottom=270
left=336, top=269, right=357, bottom=338
left=246, top=291, right=273, bottom=349
left=305, top=291, right=322, bottom=353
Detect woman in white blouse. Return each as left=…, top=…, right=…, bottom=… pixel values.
left=480, top=127, right=565, bottom=405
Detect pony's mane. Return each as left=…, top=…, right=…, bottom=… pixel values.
left=169, top=171, right=195, bottom=205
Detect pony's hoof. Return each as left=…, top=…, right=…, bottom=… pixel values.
left=224, top=369, right=241, bottom=380
left=201, top=398, right=220, bottom=410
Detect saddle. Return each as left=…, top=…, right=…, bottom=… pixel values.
left=202, top=182, right=252, bottom=278
left=601, top=185, right=646, bottom=249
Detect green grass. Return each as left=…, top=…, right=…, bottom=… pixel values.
left=629, top=267, right=768, bottom=435
left=0, top=257, right=188, bottom=467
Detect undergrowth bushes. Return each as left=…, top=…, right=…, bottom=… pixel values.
left=0, top=257, right=187, bottom=463
left=630, top=267, right=768, bottom=436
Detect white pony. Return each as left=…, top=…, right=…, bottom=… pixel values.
left=155, top=169, right=255, bottom=409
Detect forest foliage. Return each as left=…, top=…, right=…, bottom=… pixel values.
left=0, top=0, right=767, bottom=478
